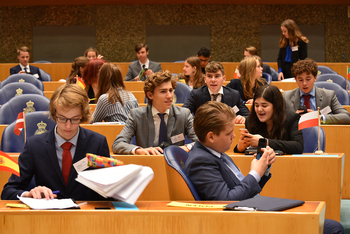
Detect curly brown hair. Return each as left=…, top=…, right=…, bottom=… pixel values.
left=291, top=58, right=318, bottom=77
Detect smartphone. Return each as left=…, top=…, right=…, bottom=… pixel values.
left=256, top=138, right=267, bottom=160
left=298, top=105, right=307, bottom=115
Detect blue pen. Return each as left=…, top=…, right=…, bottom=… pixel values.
left=52, top=190, right=60, bottom=195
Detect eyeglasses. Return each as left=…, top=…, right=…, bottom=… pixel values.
left=56, top=116, right=82, bottom=124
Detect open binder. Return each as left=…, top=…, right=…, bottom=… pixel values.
left=225, top=196, right=305, bottom=211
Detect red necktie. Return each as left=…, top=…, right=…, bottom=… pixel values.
left=303, top=95, right=311, bottom=109
left=61, top=142, right=73, bottom=186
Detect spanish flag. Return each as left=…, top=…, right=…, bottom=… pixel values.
left=0, top=151, right=20, bottom=177
left=76, top=77, right=86, bottom=90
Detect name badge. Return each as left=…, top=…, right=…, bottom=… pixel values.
left=171, top=133, right=185, bottom=144
left=292, top=46, right=299, bottom=52
left=33, top=74, right=39, bottom=79
left=232, top=105, right=239, bottom=113
left=320, top=106, right=332, bottom=115
left=73, top=157, right=88, bottom=173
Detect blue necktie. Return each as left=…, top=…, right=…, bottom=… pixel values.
left=158, top=113, right=167, bottom=145
left=221, top=153, right=245, bottom=181
left=24, top=67, right=28, bottom=73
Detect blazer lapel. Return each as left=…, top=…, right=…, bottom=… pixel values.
left=315, top=87, right=323, bottom=108
left=146, top=105, right=156, bottom=147
left=292, top=89, right=300, bottom=110
left=166, top=105, right=176, bottom=142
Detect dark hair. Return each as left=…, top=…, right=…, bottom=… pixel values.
left=194, top=101, right=236, bottom=143
left=67, top=56, right=89, bottom=84
left=291, top=58, right=318, bottom=77
left=279, top=19, right=309, bottom=48
left=197, top=47, right=211, bottom=57
left=97, top=63, right=127, bottom=105
left=248, top=85, right=286, bottom=139
left=135, top=43, right=148, bottom=52
left=244, top=46, right=257, bottom=56
left=144, top=70, right=177, bottom=105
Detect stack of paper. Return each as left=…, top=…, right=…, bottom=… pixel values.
left=76, top=164, right=154, bottom=205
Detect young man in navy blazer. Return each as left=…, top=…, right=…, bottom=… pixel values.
left=185, top=101, right=344, bottom=234
left=183, top=61, right=249, bottom=124
left=1, top=84, right=110, bottom=200
left=9, top=46, right=42, bottom=81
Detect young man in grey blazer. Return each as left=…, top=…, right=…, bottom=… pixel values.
left=113, top=70, right=197, bottom=155
left=124, top=43, right=162, bottom=81
left=283, top=58, right=350, bottom=124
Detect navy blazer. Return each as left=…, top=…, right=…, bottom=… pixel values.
left=184, top=141, right=270, bottom=200
left=10, top=65, right=42, bottom=81
left=1, top=127, right=110, bottom=200
left=183, top=85, right=250, bottom=116
left=277, top=40, right=307, bottom=77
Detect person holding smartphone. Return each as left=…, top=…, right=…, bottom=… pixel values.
left=235, top=85, right=303, bottom=155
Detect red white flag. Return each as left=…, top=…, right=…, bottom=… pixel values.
left=233, top=68, right=240, bottom=79
left=14, top=112, right=24, bottom=136
left=298, top=111, right=319, bottom=130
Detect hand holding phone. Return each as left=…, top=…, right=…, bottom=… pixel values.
left=256, top=138, right=267, bottom=160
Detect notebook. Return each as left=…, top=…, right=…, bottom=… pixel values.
left=224, top=196, right=305, bottom=211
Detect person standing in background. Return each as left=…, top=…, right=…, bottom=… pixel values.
left=277, top=19, right=308, bottom=80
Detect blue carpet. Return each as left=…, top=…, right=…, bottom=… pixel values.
left=340, top=199, right=350, bottom=233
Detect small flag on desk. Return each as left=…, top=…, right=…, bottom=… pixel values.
left=347, top=67, right=350, bottom=79
left=0, top=151, right=20, bottom=177
left=76, top=77, right=86, bottom=90
left=298, top=111, right=319, bottom=130
left=14, top=112, right=24, bottom=136
left=233, top=67, right=240, bottom=79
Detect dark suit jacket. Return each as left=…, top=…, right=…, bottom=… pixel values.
left=283, top=87, right=350, bottom=124
left=183, top=85, right=250, bottom=116
left=277, top=40, right=307, bottom=78
left=184, top=141, right=270, bottom=200
left=124, top=60, right=162, bottom=81
left=10, top=65, right=42, bottom=81
left=112, top=104, right=197, bottom=154
left=1, top=127, right=110, bottom=200
left=226, top=79, right=266, bottom=102
left=234, top=111, right=304, bottom=154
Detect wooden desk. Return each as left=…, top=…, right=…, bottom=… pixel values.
left=0, top=153, right=343, bottom=221
left=0, top=200, right=325, bottom=234
left=270, top=81, right=299, bottom=91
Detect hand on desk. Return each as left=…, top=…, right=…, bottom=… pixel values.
left=135, top=147, right=163, bottom=155
left=22, top=186, right=57, bottom=200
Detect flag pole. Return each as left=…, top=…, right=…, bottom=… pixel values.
left=23, top=108, right=26, bottom=144
left=347, top=66, right=349, bottom=93
left=315, top=107, right=323, bottom=154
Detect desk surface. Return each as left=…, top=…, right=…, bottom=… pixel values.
left=0, top=153, right=343, bottom=221
left=0, top=200, right=325, bottom=234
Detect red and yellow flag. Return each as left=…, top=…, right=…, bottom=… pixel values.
left=0, top=151, right=20, bottom=177
left=347, top=67, right=350, bottom=80
left=76, top=77, right=86, bottom=90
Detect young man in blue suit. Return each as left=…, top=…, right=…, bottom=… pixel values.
left=124, top=43, right=162, bottom=81
left=185, top=101, right=344, bottom=234
left=183, top=61, right=249, bottom=124
left=1, top=84, right=110, bottom=200
left=113, top=70, right=197, bottom=155
left=9, top=46, right=42, bottom=81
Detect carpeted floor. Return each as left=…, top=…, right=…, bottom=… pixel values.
left=340, top=199, right=350, bottom=233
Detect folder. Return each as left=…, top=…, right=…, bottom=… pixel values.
left=224, top=196, right=305, bottom=211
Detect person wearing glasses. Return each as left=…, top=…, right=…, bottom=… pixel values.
left=1, top=84, right=111, bottom=201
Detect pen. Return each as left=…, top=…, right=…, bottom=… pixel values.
left=52, top=190, right=60, bottom=195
